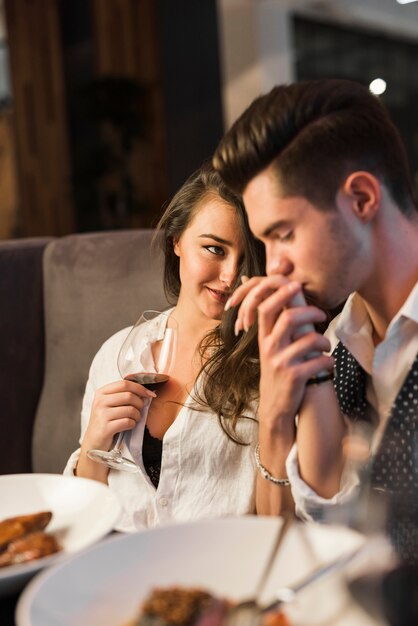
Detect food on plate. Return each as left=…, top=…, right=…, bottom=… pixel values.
left=0, top=511, right=52, bottom=550
left=132, top=587, right=226, bottom=626
left=130, top=587, right=290, bottom=626
left=0, top=511, right=61, bottom=567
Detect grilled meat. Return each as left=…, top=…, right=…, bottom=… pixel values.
left=0, top=530, right=60, bottom=567
left=0, top=511, right=52, bottom=551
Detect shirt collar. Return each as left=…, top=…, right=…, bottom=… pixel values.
left=391, top=280, right=418, bottom=327
left=333, top=294, right=375, bottom=373
left=331, top=281, right=418, bottom=373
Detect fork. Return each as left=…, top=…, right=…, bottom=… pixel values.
left=226, top=514, right=293, bottom=626
left=226, top=541, right=364, bottom=626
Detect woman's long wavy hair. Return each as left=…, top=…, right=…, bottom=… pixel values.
left=154, top=161, right=265, bottom=442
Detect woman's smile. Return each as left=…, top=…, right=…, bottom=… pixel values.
left=205, top=286, right=231, bottom=304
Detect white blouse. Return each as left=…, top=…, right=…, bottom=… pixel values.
left=64, top=313, right=258, bottom=532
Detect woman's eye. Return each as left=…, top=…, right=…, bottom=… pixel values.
left=205, top=245, right=225, bottom=256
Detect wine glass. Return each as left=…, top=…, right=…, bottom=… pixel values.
left=87, top=310, right=177, bottom=472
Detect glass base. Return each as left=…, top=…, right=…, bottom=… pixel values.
left=87, top=448, right=139, bottom=473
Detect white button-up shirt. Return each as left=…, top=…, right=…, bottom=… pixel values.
left=64, top=313, right=258, bottom=532
left=286, top=282, right=418, bottom=520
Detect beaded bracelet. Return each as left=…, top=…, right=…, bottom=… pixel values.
left=306, top=370, right=334, bottom=386
left=254, top=443, right=290, bottom=486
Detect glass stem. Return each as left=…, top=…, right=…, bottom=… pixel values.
left=112, top=432, right=125, bottom=454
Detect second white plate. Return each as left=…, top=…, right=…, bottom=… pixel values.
left=0, top=473, right=122, bottom=595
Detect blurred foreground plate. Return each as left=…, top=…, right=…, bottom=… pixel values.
left=0, top=473, right=121, bottom=595
left=16, top=516, right=386, bottom=626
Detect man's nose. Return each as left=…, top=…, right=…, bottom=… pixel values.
left=266, top=253, right=293, bottom=277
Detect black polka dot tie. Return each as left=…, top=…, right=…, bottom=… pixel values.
left=332, top=342, right=418, bottom=562
left=332, top=342, right=373, bottom=423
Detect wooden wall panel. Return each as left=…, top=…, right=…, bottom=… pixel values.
left=92, top=0, right=168, bottom=226
left=5, top=0, right=74, bottom=236
left=0, top=108, right=18, bottom=238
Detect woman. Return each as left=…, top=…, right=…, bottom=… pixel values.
left=64, top=162, right=265, bottom=531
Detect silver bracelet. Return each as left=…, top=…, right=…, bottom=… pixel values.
left=254, top=443, right=291, bottom=486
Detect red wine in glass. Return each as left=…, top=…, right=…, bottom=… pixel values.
left=124, top=372, right=169, bottom=392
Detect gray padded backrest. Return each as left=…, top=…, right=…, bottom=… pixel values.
left=32, top=230, right=169, bottom=473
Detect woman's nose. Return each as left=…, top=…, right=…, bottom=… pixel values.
left=220, top=259, right=238, bottom=287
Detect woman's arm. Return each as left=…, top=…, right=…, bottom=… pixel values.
left=255, top=410, right=296, bottom=516
left=228, top=277, right=341, bottom=514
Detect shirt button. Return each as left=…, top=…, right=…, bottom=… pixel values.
left=159, top=497, right=168, bottom=507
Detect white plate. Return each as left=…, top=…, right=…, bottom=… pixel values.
left=16, top=516, right=385, bottom=626
left=0, top=474, right=121, bottom=595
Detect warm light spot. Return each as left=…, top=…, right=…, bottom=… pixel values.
left=369, top=78, right=387, bottom=96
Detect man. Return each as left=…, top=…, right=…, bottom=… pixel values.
left=214, top=79, right=418, bottom=561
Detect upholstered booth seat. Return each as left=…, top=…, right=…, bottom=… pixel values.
left=0, top=230, right=168, bottom=475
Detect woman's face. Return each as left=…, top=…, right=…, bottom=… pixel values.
left=174, top=194, right=245, bottom=322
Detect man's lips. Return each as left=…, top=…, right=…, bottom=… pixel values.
left=206, top=287, right=231, bottom=304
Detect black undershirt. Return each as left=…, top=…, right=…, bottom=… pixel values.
left=142, top=425, right=163, bottom=488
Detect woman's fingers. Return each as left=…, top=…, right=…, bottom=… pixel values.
left=100, top=379, right=157, bottom=399
left=86, top=380, right=154, bottom=448
left=105, top=404, right=142, bottom=427
left=259, top=299, right=328, bottom=345
left=83, top=400, right=143, bottom=452
left=227, top=276, right=296, bottom=335
left=98, top=390, right=149, bottom=412
left=224, top=276, right=267, bottom=310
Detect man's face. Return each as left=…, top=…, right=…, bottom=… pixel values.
left=242, top=165, right=364, bottom=309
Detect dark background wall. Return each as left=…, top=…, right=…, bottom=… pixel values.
left=4, top=0, right=224, bottom=236
left=157, top=0, right=224, bottom=196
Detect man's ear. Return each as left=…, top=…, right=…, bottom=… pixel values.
left=341, top=171, right=381, bottom=222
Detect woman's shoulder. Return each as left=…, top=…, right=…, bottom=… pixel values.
left=89, top=326, right=133, bottom=373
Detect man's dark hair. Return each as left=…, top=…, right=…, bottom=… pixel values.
left=213, top=79, right=416, bottom=215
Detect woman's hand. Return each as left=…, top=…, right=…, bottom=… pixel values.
left=228, top=275, right=336, bottom=517
left=81, top=379, right=156, bottom=452
left=229, top=275, right=345, bottom=509
left=76, top=380, right=156, bottom=482
left=227, top=276, right=334, bottom=428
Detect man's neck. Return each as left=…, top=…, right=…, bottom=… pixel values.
left=360, top=210, right=418, bottom=344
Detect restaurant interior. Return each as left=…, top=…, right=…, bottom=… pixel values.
left=1, top=1, right=418, bottom=625
left=1, top=0, right=418, bottom=238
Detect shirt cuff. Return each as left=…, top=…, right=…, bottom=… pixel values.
left=285, top=444, right=360, bottom=523
left=63, top=449, right=81, bottom=476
